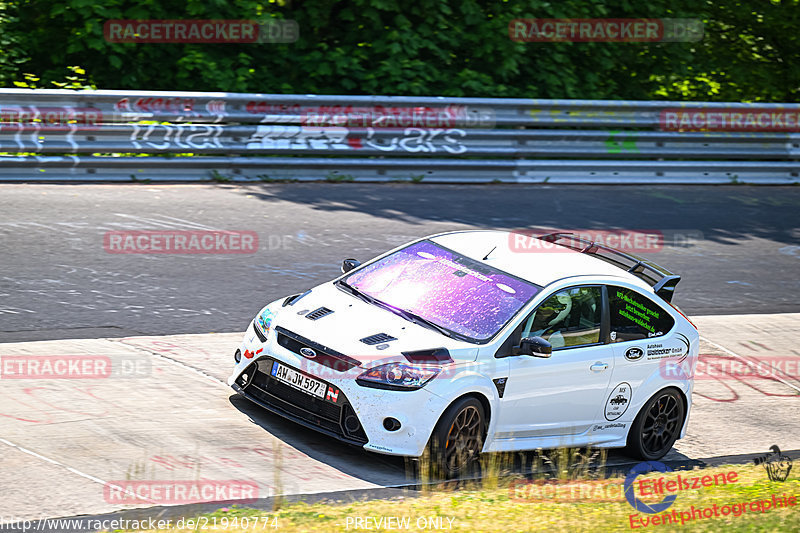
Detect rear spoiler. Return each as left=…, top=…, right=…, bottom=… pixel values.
left=537, top=232, right=681, bottom=303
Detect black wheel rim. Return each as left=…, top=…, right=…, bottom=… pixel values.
left=444, top=405, right=482, bottom=473
left=641, top=393, right=681, bottom=457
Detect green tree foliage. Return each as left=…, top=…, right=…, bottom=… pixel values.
left=0, top=0, right=797, bottom=101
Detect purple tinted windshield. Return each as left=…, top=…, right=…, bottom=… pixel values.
left=344, top=240, right=540, bottom=341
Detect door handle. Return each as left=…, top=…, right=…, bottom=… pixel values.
left=590, top=362, right=609, bottom=372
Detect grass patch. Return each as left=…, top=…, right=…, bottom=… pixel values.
left=325, top=171, right=355, bottom=182
left=256, top=174, right=299, bottom=183
left=209, top=170, right=232, bottom=182
left=107, top=462, right=798, bottom=532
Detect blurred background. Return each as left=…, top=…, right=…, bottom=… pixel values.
left=1, top=0, right=798, bottom=101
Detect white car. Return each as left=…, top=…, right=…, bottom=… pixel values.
left=228, top=230, right=699, bottom=476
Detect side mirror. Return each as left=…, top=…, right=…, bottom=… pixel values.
left=519, top=336, right=552, bottom=358
left=341, top=258, right=361, bottom=274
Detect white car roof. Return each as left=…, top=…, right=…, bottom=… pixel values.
left=430, top=230, right=654, bottom=291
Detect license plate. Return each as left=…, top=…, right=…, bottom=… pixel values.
left=271, top=361, right=327, bottom=399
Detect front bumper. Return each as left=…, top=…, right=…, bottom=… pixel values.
left=228, top=323, right=450, bottom=457
left=232, top=357, right=369, bottom=446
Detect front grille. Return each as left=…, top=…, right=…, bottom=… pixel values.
left=242, top=358, right=368, bottom=444
left=305, top=307, right=333, bottom=320
left=360, top=333, right=397, bottom=345
left=275, top=326, right=361, bottom=372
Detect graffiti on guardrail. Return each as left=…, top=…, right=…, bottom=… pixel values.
left=363, top=127, right=467, bottom=153
left=115, top=97, right=196, bottom=114
left=1, top=90, right=799, bottom=183
left=114, top=97, right=227, bottom=123
left=243, top=125, right=468, bottom=153
left=129, top=123, right=224, bottom=150
left=244, top=125, right=351, bottom=150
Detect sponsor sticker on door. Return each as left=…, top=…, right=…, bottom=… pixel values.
left=625, top=347, right=644, bottom=361
left=605, top=382, right=632, bottom=421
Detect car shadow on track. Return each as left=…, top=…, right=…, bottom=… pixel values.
left=229, top=394, right=411, bottom=486
left=229, top=394, right=703, bottom=488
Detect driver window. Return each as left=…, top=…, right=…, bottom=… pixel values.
left=522, top=286, right=602, bottom=349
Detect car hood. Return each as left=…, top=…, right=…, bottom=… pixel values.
left=270, top=282, right=480, bottom=363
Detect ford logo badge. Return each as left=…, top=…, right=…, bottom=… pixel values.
left=625, top=347, right=644, bottom=361
left=300, top=347, right=317, bottom=359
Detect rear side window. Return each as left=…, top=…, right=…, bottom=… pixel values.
left=608, top=286, right=674, bottom=342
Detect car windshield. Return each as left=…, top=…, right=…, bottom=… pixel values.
left=342, top=240, right=540, bottom=342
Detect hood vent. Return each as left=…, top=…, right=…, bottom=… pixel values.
left=306, top=307, right=333, bottom=320
left=360, top=333, right=397, bottom=345
left=403, top=348, right=452, bottom=364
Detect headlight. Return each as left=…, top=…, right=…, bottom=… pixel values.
left=253, top=307, right=274, bottom=342
left=356, top=363, right=440, bottom=391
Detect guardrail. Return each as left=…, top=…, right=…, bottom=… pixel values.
left=1, top=89, right=798, bottom=183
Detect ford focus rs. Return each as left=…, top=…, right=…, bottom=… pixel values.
left=228, top=230, right=699, bottom=476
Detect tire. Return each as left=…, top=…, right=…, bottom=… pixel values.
left=626, top=388, right=685, bottom=461
left=426, top=396, right=486, bottom=479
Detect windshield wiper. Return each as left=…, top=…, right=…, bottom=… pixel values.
left=334, top=279, right=378, bottom=305
left=336, top=280, right=464, bottom=340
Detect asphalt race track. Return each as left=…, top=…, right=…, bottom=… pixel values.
left=1, top=183, right=799, bottom=341
left=1, top=183, right=799, bottom=529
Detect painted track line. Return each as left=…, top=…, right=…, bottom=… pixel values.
left=0, top=438, right=159, bottom=505
left=111, top=337, right=228, bottom=387
left=699, top=334, right=800, bottom=394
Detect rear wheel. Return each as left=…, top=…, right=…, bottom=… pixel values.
left=427, top=397, right=485, bottom=478
left=626, top=388, right=685, bottom=461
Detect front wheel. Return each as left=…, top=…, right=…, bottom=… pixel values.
left=626, top=388, right=685, bottom=461
left=427, top=397, right=485, bottom=479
